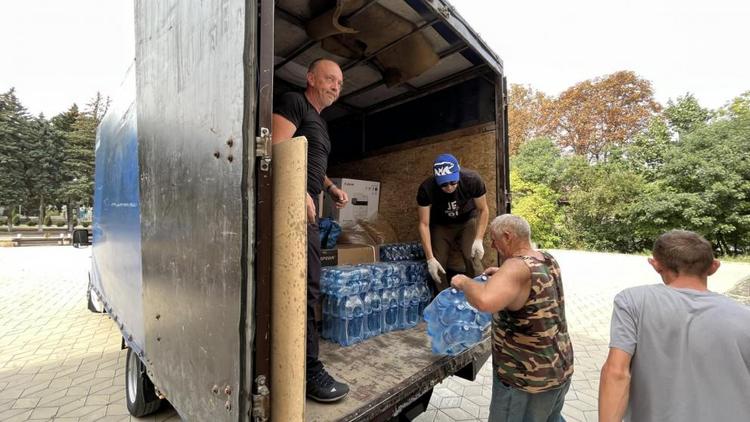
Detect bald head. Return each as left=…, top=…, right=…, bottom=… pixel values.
left=305, top=58, right=343, bottom=112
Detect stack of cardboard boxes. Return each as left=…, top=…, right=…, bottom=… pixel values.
left=320, top=178, right=380, bottom=267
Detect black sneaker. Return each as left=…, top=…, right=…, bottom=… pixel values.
left=306, top=369, right=349, bottom=402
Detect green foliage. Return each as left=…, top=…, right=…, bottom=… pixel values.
left=12, top=214, right=20, bottom=225
left=664, top=93, right=711, bottom=137
left=625, top=117, right=673, bottom=181
left=566, top=163, right=649, bottom=252
left=648, top=113, right=750, bottom=254
left=0, top=89, right=31, bottom=215
left=58, top=93, right=108, bottom=207
left=512, top=137, right=564, bottom=187
left=56, top=221, right=66, bottom=227
left=44, top=215, right=52, bottom=226
left=82, top=221, right=90, bottom=228
left=27, top=220, right=37, bottom=227
left=510, top=169, right=570, bottom=249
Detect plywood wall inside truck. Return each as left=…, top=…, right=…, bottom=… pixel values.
left=329, top=123, right=498, bottom=268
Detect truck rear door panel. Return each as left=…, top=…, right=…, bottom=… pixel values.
left=133, top=1, right=252, bottom=420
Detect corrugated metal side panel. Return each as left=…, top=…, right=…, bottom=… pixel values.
left=134, top=1, right=249, bottom=420
left=92, top=63, right=145, bottom=352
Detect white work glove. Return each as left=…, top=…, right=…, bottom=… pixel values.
left=471, top=239, right=484, bottom=260
left=426, top=257, right=446, bottom=284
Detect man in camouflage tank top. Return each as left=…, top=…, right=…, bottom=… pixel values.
left=451, top=214, right=574, bottom=421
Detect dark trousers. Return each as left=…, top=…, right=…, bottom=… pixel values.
left=431, top=217, right=483, bottom=292
left=306, top=222, right=323, bottom=379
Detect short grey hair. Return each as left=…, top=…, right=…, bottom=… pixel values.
left=490, top=214, right=531, bottom=242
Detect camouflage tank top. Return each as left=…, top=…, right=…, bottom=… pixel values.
left=492, top=251, right=574, bottom=393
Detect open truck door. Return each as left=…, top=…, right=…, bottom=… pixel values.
left=133, top=2, right=255, bottom=420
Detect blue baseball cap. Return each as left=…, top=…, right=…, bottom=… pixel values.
left=433, top=153, right=460, bottom=185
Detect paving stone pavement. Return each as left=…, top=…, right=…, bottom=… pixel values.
left=1, top=247, right=747, bottom=421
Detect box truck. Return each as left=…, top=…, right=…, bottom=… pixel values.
left=81, top=0, right=510, bottom=420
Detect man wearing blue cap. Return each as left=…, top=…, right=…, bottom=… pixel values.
left=417, top=153, right=489, bottom=290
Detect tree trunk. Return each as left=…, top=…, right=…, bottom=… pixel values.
left=66, top=201, right=73, bottom=233
left=715, top=234, right=728, bottom=256
left=38, top=196, right=44, bottom=233
left=720, top=238, right=732, bottom=257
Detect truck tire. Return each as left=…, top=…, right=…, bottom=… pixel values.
left=86, top=278, right=105, bottom=313
left=125, top=347, right=162, bottom=417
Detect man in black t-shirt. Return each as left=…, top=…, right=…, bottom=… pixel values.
left=417, top=153, right=489, bottom=290
left=272, top=58, right=350, bottom=402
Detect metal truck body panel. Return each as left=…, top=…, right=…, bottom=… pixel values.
left=91, top=64, right=145, bottom=353
left=133, top=1, right=252, bottom=420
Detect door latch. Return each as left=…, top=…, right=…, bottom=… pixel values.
left=255, top=127, right=272, bottom=172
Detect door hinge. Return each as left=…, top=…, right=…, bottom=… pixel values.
left=251, top=375, right=270, bottom=422
left=255, top=127, right=272, bottom=172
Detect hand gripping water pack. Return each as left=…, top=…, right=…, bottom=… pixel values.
left=423, top=275, right=492, bottom=355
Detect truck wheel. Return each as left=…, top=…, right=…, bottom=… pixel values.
left=86, top=279, right=105, bottom=313
left=125, top=347, right=162, bottom=417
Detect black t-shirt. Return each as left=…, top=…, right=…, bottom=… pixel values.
left=416, top=169, right=487, bottom=225
left=273, top=91, right=331, bottom=195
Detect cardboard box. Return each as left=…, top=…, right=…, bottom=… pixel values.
left=321, top=244, right=378, bottom=267
left=323, top=178, right=380, bottom=226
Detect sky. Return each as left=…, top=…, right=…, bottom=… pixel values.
left=1, top=0, right=748, bottom=117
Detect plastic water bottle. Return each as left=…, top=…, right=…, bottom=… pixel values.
left=422, top=275, right=492, bottom=355
left=406, top=285, right=421, bottom=327
left=396, top=286, right=407, bottom=329
left=475, top=310, right=492, bottom=330
left=443, top=323, right=482, bottom=347
left=417, top=283, right=432, bottom=316
left=341, top=294, right=364, bottom=346
left=364, top=290, right=382, bottom=337
left=382, top=289, right=399, bottom=332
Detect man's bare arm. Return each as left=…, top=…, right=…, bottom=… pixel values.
left=599, top=348, right=632, bottom=422
left=453, top=259, right=529, bottom=313
left=473, top=194, right=489, bottom=241
left=417, top=206, right=434, bottom=259
left=272, top=113, right=297, bottom=144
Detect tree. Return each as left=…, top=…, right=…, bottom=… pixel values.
left=720, top=91, right=750, bottom=119
left=507, top=84, right=554, bottom=155
left=510, top=169, right=569, bottom=248
left=663, top=93, right=711, bottom=138
left=625, top=117, right=673, bottom=181
left=651, top=113, right=750, bottom=255
left=566, top=162, right=649, bottom=252
left=51, top=103, right=80, bottom=133
left=59, top=93, right=109, bottom=229
left=550, top=71, right=661, bottom=162
left=25, top=114, right=65, bottom=231
left=0, top=89, right=32, bottom=231
left=511, top=137, right=566, bottom=187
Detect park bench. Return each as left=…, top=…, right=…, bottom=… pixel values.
left=11, top=233, right=71, bottom=247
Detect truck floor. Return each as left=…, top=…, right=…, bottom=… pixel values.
left=306, top=322, right=490, bottom=421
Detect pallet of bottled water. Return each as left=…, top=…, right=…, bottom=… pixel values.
left=379, top=242, right=425, bottom=262
left=321, top=261, right=433, bottom=347
left=423, top=276, right=492, bottom=356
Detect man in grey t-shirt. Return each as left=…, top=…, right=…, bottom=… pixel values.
left=599, top=230, right=750, bottom=422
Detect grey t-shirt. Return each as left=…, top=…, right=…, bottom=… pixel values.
left=610, top=284, right=750, bottom=422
